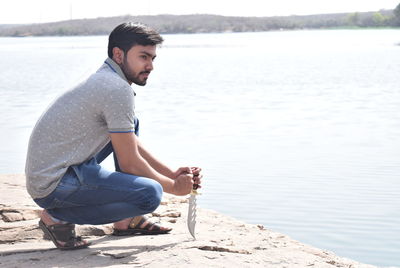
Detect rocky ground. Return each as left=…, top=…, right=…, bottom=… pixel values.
left=0, top=174, right=377, bottom=268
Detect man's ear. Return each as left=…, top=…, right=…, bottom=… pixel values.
left=112, top=47, right=124, bottom=64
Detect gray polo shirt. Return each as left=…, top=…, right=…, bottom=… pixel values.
left=25, top=58, right=135, bottom=199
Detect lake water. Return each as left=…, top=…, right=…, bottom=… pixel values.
left=0, top=30, right=399, bottom=267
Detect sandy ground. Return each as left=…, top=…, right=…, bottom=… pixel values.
left=0, top=174, right=377, bottom=268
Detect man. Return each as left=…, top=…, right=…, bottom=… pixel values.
left=25, top=22, right=202, bottom=250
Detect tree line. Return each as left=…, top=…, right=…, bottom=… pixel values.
left=0, top=5, right=399, bottom=37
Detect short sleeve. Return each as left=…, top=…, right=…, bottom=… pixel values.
left=102, top=86, right=136, bottom=133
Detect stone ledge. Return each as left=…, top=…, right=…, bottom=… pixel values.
left=0, top=174, right=376, bottom=268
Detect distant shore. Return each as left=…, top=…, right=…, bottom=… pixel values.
left=0, top=26, right=398, bottom=42
left=0, top=10, right=398, bottom=37
left=0, top=174, right=377, bottom=267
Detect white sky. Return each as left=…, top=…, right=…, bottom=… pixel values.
left=1, top=0, right=399, bottom=24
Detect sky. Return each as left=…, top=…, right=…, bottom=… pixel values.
left=1, top=0, right=399, bottom=24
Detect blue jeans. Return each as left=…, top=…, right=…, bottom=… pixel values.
left=34, top=118, right=163, bottom=225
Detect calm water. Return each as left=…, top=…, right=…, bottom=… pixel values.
left=0, top=30, right=399, bottom=267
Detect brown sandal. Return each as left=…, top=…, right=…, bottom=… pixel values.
left=112, top=215, right=172, bottom=236
left=39, top=220, right=90, bottom=250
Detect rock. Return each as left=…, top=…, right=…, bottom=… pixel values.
left=77, top=225, right=113, bottom=236
left=197, top=245, right=252, bottom=255
left=2, top=212, right=24, bottom=222
left=257, top=224, right=265, bottom=230
left=0, top=208, right=40, bottom=222
left=167, top=218, right=177, bottom=223
left=100, top=250, right=135, bottom=259
left=0, top=223, right=42, bottom=243
left=152, top=211, right=181, bottom=218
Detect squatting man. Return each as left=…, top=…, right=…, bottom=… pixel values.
left=25, top=22, right=203, bottom=249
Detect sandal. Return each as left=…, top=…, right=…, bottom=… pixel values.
left=112, top=215, right=172, bottom=236
left=39, top=220, right=91, bottom=250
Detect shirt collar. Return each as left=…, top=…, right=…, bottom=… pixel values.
left=104, top=57, right=129, bottom=84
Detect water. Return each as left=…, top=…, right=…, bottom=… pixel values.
left=0, top=30, right=399, bottom=267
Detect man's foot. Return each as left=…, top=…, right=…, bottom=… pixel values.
left=39, top=210, right=90, bottom=249
left=113, top=215, right=172, bottom=236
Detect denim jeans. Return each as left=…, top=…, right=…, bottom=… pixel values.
left=34, top=118, right=163, bottom=225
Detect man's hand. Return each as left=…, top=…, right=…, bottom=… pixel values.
left=173, top=173, right=194, bottom=196
left=172, top=167, right=203, bottom=187
left=172, top=167, right=192, bottom=179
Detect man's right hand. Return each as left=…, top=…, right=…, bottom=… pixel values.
left=172, top=172, right=194, bottom=196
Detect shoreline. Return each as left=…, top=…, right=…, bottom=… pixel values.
left=0, top=27, right=399, bottom=39
left=0, top=174, right=377, bottom=267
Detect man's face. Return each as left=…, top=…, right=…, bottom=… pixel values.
left=118, top=45, right=157, bottom=86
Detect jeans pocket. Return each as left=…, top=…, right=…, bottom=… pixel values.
left=56, top=172, right=81, bottom=195
left=35, top=170, right=82, bottom=209
left=71, top=158, right=101, bottom=185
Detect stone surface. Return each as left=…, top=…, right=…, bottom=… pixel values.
left=0, top=174, right=377, bottom=268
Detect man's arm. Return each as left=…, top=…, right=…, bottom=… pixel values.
left=109, top=132, right=193, bottom=195
left=136, top=139, right=177, bottom=179
left=137, top=140, right=200, bottom=184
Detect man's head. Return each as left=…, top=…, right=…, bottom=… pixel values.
left=108, top=22, right=164, bottom=86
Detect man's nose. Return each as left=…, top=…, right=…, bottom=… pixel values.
left=146, top=61, right=153, bottom=71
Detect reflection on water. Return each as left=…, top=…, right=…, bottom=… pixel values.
left=0, top=30, right=399, bottom=267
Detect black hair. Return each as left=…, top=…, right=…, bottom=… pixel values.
left=108, top=22, right=164, bottom=58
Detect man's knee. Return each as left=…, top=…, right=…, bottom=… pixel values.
left=141, top=180, right=163, bottom=213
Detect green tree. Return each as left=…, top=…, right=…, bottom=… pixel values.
left=372, top=12, right=386, bottom=26
left=346, top=12, right=360, bottom=26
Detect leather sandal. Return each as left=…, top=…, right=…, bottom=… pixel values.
left=112, top=215, right=172, bottom=236
left=39, top=220, right=90, bottom=250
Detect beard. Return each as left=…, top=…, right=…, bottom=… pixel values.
left=120, top=57, right=150, bottom=86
